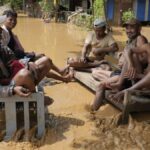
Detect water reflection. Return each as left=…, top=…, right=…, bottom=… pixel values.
left=14, top=18, right=87, bottom=67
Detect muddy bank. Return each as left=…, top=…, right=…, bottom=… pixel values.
left=0, top=17, right=150, bottom=149
left=72, top=113, right=150, bottom=150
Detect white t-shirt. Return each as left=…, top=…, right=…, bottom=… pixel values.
left=84, top=31, right=116, bottom=60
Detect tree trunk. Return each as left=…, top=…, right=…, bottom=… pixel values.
left=118, top=0, right=123, bottom=26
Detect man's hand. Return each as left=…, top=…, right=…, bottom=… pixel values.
left=109, top=82, right=122, bottom=91
left=14, top=86, right=31, bottom=97
left=124, top=67, right=136, bottom=79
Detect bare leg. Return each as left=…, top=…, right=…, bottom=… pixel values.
left=46, top=69, right=74, bottom=82
left=91, top=83, right=105, bottom=111
left=129, top=72, right=150, bottom=90
left=34, top=56, right=73, bottom=83
left=34, top=56, right=52, bottom=83
left=67, top=57, right=105, bottom=69
left=111, top=72, right=150, bottom=102
left=92, top=69, right=112, bottom=81
left=34, top=53, right=45, bottom=60
left=13, top=69, right=36, bottom=92
left=13, top=56, right=73, bottom=93
left=51, top=60, right=69, bottom=76
left=124, top=53, right=143, bottom=79
left=132, top=54, right=143, bottom=74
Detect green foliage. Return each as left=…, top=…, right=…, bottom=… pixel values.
left=0, top=0, right=23, bottom=10
left=0, top=0, right=42, bottom=10
left=10, top=0, right=23, bottom=10
left=73, top=13, right=93, bottom=29
left=93, top=0, right=104, bottom=19
left=122, top=9, right=135, bottom=24
left=73, top=0, right=105, bottom=29
left=39, top=0, right=54, bottom=12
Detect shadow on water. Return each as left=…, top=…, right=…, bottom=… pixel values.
left=44, top=113, right=85, bottom=145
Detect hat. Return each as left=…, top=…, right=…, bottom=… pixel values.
left=123, top=18, right=141, bottom=27
left=0, top=15, right=6, bottom=25
left=93, top=18, right=106, bottom=28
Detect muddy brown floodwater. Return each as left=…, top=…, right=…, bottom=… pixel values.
left=0, top=17, right=150, bottom=150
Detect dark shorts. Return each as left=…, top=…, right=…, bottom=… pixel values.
left=110, top=69, right=132, bottom=90
left=122, top=79, right=132, bottom=90
left=0, top=60, right=25, bottom=85
left=110, top=69, right=121, bottom=77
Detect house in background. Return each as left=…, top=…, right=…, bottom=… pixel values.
left=55, top=0, right=93, bottom=11
left=106, top=0, right=150, bottom=25
left=69, top=0, right=92, bottom=11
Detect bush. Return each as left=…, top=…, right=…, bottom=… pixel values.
left=73, top=13, right=93, bottom=29
left=39, top=0, right=54, bottom=12
left=122, top=9, right=135, bottom=24
left=93, top=0, right=104, bottom=19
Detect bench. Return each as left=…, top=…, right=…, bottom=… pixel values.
left=0, top=86, right=45, bottom=141
left=105, top=90, right=150, bottom=124
left=74, top=71, right=150, bottom=124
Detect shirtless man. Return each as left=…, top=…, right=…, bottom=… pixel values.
left=111, top=19, right=147, bottom=88
left=67, top=18, right=118, bottom=71
left=112, top=43, right=150, bottom=101
left=91, top=19, right=148, bottom=111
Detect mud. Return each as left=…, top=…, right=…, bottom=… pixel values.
left=0, top=17, right=149, bottom=150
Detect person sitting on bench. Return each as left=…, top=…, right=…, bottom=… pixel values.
left=90, top=19, right=148, bottom=111
left=0, top=26, right=73, bottom=96
left=111, top=43, right=150, bottom=102
left=0, top=11, right=73, bottom=83
left=67, top=18, right=118, bottom=71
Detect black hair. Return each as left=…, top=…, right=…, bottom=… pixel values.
left=3, top=10, right=17, bottom=18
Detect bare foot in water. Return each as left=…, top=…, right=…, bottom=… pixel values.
left=84, top=104, right=97, bottom=115
left=62, top=67, right=75, bottom=82
left=59, top=64, right=70, bottom=76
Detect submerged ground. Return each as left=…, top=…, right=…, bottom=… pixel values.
left=0, top=17, right=150, bottom=150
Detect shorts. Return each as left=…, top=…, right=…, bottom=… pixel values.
left=110, top=69, right=121, bottom=77
left=0, top=60, right=25, bottom=85
left=122, top=79, right=132, bottom=90
left=9, top=60, right=25, bottom=78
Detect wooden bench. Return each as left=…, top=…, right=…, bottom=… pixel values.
left=0, top=86, right=45, bottom=141
left=74, top=71, right=99, bottom=92
left=105, top=90, right=150, bottom=124
left=75, top=71, right=150, bottom=124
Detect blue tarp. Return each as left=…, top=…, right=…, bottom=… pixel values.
left=136, top=0, right=146, bottom=21
left=106, top=0, right=114, bottom=20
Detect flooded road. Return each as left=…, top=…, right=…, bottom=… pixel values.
left=15, top=17, right=87, bottom=66
left=15, top=17, right=96, bottom=115
left=12, top=17, right=119, bottom=150
left=1, top=17, right=150, bottom=150
left=13, top=17, right=100, bottom=150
